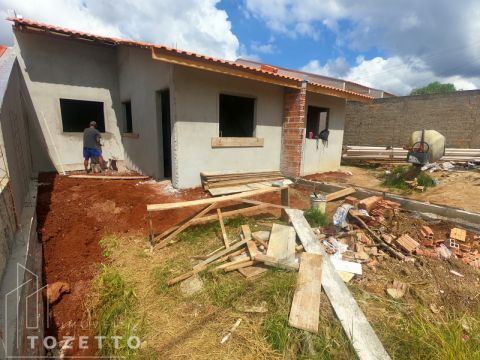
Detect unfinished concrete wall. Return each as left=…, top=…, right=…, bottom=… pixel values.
left=173, top=66, right=284, bottom=188
left=302, top=93, right=346, bottom=175
left=344, top=90, right=480, bottom=148
left=13, top=30, right=125, bottom=171
left=117, top=46, right=173, bottom=178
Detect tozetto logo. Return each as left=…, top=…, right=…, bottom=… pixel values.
left=27, top=335, right=141, bottom=351
left=1, top=263, right=140, bottom=358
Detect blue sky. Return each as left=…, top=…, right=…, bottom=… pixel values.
left=1, top=0, right=480, bottom=95
left=219, top=0, right=384, bottom=71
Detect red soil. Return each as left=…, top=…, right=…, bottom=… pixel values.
left=36, top=174, right=307, bottom=357
left=304, top=171, right=351, bottom=183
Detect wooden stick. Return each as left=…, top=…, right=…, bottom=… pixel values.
left=224, top=260, right=255, bottom=272
left=348, top=211, right=405, bottom=260
left=157, top=203, right=217, bottom=247
left=217, top=208, right=229, bottom=248
left=241, top=225, right=252, bottom=240
left=211, top=257, right=251, bottom=272
left=213, top=249, right=246, bottom=264
left=147, top=186, right=285, bottom=212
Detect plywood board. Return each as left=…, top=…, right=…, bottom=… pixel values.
left=266, top=224, right=296, bottom=262
left=238, top=266, right=268, bottom=278
left=288, top=252, right=323, bottom=333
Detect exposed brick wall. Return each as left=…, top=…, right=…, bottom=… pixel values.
left=344, top=90, right=480, bottom=148
left=281, top=83, right=307, bottom=177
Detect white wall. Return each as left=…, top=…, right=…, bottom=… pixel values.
left=117, top=46, right=173, bottom=178
left=14, top=30, right=124, bottom=172
left=173, top=66, right=284, bottom=188
left=301, top=93, right=346, bottom=175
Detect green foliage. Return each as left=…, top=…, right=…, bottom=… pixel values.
left=304, top=207, right=329, bottom=227
left=380, top=165, right=435, bottom=191
left=410, top=81, right=456, bottom=96
left=94, top=265, right=141, bottom=358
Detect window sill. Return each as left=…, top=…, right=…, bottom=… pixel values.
left=121, top=132, right=139, bottom=139
left=211, top=137, right=264, bottom=148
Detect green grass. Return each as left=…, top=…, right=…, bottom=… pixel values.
left=94, top=264, right=142, bottom=358
left=379, top=165, right=435, bottom=191
left=304, top=208, right=330, bottom=227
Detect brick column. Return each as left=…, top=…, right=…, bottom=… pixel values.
left=281, top=82, right=307, bottom=177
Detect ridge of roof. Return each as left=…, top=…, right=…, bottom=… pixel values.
left=7, top=17, right=374, bottom=101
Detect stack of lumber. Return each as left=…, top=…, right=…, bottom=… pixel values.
left=342, top=146, right=480, bottom=163
left=200, top=170, right=285, bottom=196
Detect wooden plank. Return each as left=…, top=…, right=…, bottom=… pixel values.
left=208, top=176, right=283, bottom=188
left=241, top=225, right=252, bottom=240
left=208, top=182, right=274, bottom=196
left=217, top=208, right=229, bottom=248
left=211, top=137, right=264, bottom=148
left=326, top=187, right=356, bottom=202
left=147, top=186, right=285, bottom=212
left=157, top=203, right=217, bottom=246
left=201, top=169, right=280, bottom=177
left=68, top=174, right=149, bottom=180
left=288, top=252, right=323, bottom=333
left=211, top=257, right=251, bottom=272
left=238, top=266, right=268, bottom=278
left=266, top=224, right=296, bottom=262
left=285, top=208, right=391, bottom=360
left=246, top=240, right=260, bottom=257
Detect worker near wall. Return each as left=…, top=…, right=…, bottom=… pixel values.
left=83, top=121, right=105, bottom=172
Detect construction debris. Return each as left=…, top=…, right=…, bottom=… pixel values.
left=386, top=280, right=407, bottom=299
left=220, top=318, right=242, bottom=344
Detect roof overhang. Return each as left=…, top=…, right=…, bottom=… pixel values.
left=9, top=17, right=374, bottom=103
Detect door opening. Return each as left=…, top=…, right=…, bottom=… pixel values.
left=157, top=89, right=172, bottom=178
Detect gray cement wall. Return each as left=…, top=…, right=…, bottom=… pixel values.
left=302, top=93, right=346, bottom=175
left=344, top=90, right=480, bottom=148
left=117, top=46, right=173, bottom=178
left=14, top=30, right=125, bottom=172
left=173, top=66, right=284, bottom=188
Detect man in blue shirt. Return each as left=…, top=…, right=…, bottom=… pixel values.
left=83, top=121, right=105, bottom=172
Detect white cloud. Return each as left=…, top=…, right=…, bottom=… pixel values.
left=0, top=0, right=239, bottom=60
left=245, top=1, right=480, bottom=84
left=251, top=41, right=275, bottom=54
left=302, top=56, right=480, bottom=95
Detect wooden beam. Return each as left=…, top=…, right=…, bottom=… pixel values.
left=289, top=252, right=323, bottom=333
left=211, top=137, right=264, bottom=148
left=224, top=260, right=255, bottom=272
left=68, top=174, right=149, bottom=180
left=284, top=208, right=391, bottom=360
left=194, top=239, right=249, bottom=270
left=217, top=208, right=230, bottom=248
left=240, top=198, right=289, bottom=210
left=326, top=187, right=356, bottom=202
left=147, top=186, right=285, bottom=212
left=152, top=48, right=301, bottom=89
left=241, top=225, right=252, bottom=241
left=266, top=224, right=296, bottom=263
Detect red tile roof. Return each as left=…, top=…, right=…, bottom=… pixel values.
left=8, top=17, right=374, bottom=101
left=0, top=45, right=7, bottom=58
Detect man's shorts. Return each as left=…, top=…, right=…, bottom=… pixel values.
left=83, top=147, right=101, bottom=160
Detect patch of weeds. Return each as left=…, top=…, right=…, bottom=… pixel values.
left=379, top=165, right=435, bottom=191
left=94, top=264, right=142, bottom=358
left=304, top=208, right=329, bottom=227
left=223, top=216, right=256, bottom=229
left=379, top=308, right=480, bottom=360
left=177, top=222, right=218, bottom=243
left=99, top=235, right=118, bottom=258
left=263, top=313, right=300, bottom=354
left=203, top=272, right=248, bottom=308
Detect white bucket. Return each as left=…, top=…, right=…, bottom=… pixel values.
left=310, top=195, right=327, bottom=213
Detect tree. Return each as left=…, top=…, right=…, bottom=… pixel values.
left=410, top=82, right=456, bottom=96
